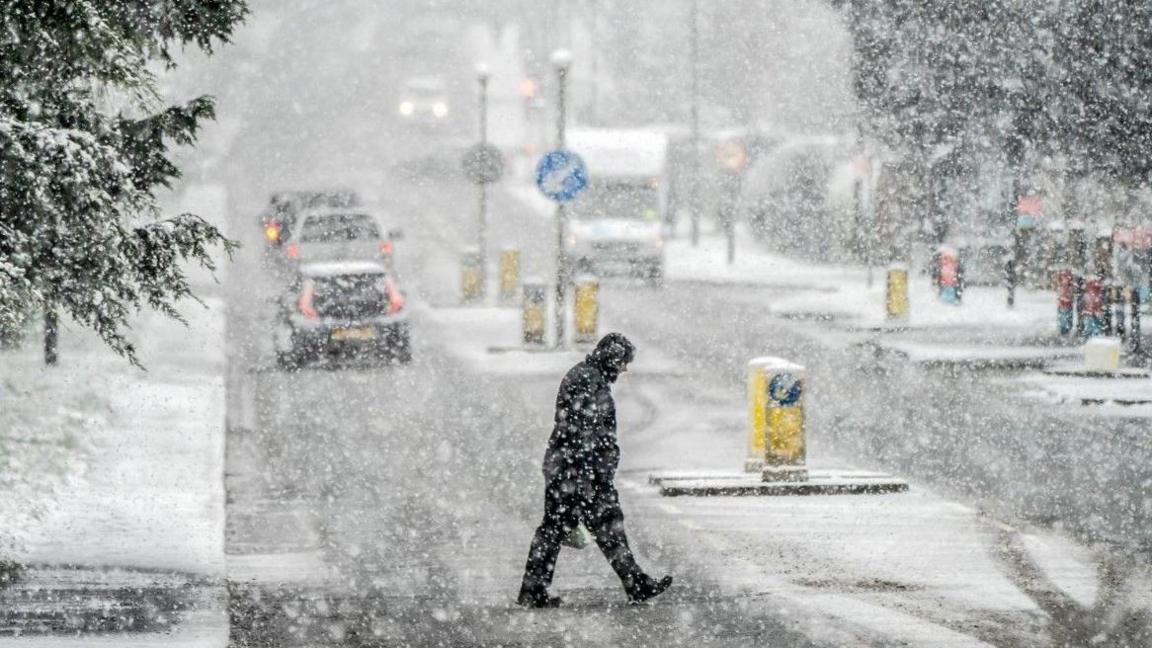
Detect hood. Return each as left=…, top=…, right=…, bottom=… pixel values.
left=586, top=332, right=636, bottom=383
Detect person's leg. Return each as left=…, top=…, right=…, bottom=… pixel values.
left=583, top=480, right=673, bottom=602
left=521, top=479, right=579, bottom=596
left=581, top=482, right=643, bottom=587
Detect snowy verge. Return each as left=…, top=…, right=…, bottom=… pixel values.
left=0, top=184, right=229, bottom=575
left=0, top=295, right=226, bottom=575
left=1012, top=370, right=1152, bottom=414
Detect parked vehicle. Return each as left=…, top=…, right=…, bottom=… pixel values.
left=275, top=261, right=411, bottom=367
left=564, top=129, right=668, bottom=283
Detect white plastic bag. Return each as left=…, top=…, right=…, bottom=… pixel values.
left=561, top=524, right=592, bottom=549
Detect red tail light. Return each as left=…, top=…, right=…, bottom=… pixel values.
left=298, top=280, right=318, bottom=319
left=286, top=242, right=299, bottom=259
left=380, top=240, right=394, bottom=255
left=385, top=277, right=406, bottom=315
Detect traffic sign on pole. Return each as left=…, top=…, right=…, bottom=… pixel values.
left=535, top=149, right=588, bottom=203
left=462, top=143, right=504, bottom=185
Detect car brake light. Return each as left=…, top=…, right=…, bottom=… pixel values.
left=298, top=280, right=318, bottom=319
left=380, top=240, right=393, bottom=255
left=286, top=242, right=299, bottom=259
left=264, top=221, right=281, bottom=244
left=385, top=277, right=406, bottom=315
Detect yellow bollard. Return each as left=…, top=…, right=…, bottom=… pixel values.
left=760, top=359, right=808, bottom=483
left=886, top=264, right=909, bottom=320
left=745, top=358, right=770, bottom=472
left=499, top=248, right=521, bottom=303
left=573, top=276, right=599, bottom=344
left=461, top=249, right=483, bottom=304
left=522, top=282, right=547, bottom=346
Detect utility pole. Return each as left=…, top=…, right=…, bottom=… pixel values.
left=477, top=63, right=491, bottom=297
left=689, top=0, right=701, bottom=247
left=552, top=48, right=572, bottom=349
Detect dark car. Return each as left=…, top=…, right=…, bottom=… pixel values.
left=260, top=189, right=362, bottom=257
left=275, top=260, right=411, bottom=367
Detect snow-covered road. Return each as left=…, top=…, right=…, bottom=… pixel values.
left=208, top=3, right=1151, bottom=645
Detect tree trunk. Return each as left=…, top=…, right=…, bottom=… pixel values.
left=44, top=310, right=58, bottom=366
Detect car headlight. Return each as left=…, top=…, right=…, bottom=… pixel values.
left=566, top=233, right=578, bottom=249
left=432, top=102, right=448, bottom=118
left=398, top=101, right=415, bottom=116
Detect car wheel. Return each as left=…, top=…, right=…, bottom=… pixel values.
left=645, top=263, right=665, bottom=287
left=276, top=349, right=299, bottom=371
left=393, top=334, right=412, bottom=364
left=381, top=328, right=411, bottom=365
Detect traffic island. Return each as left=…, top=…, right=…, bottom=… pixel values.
left=652, top=469, right=907, bottom=497
left=651, top=356, right=909, bottom=497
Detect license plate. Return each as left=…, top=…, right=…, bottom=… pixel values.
left=331, top=327, right=376, bottom=341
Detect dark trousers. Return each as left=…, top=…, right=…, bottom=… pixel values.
left=521, top=475, right=643, bottom=592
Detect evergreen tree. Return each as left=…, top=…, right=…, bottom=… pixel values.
left=0, top=0, right=247, bottom=364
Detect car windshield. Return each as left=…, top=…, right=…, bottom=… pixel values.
left=304, top=191, right=359, bottom=209
left=299, top=213, right=379, bottom=242
left=311, top=273, right=389, bottom=318
left=403, top=79, right=446, bottom=100
left=569, top=183, right=659, bottom=221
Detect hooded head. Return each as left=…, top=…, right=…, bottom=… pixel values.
left=587, top=332, right=635, bottom=383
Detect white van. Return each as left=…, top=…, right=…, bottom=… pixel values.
left=565, top=129, right=668, bottom=283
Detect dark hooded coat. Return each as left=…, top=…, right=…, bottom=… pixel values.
left=541, top=333, right=634, bottom=494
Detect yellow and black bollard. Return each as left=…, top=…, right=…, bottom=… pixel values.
left=573, top=276, right=599, bottom=344
left=886, top=263, right=909, bottom=320
left=760, top=359, right=807, bottom=483
left=744, top=358, right=770, bottom=472
left=522, top=282, right=547, bottom=346
left=460, top=249, right=484, bottom=304
left=499, top=248, right=521, bottom=303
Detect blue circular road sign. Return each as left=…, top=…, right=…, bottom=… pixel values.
left=535, top=149, right=588, bottom=203
left=768, top=373, right=802, bottom=406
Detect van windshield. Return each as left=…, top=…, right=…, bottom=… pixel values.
left=569, top=183, right=659, bottom=221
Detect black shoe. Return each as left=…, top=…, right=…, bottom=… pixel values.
left=626, top=574, right=673, bottom=604
left=517, top=585, right=562, bottom=608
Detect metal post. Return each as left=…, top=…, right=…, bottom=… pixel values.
left=1070, top=227, right=1086, bottom=336
left=1131, top=286, right=1142, bottom=357
left=689, top=0, right=700, bottom=247
left=44, top=309, right=58, bottom=366
left=477, top=66, right=490, bottom=299
left=552, top=50, right=572, bottom=348
left=1007, top=228, right=1020, bottom=308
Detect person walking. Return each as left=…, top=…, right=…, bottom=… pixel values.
left=518, top=332, right=673, bottom=608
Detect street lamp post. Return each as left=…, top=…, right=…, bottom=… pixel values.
left=689, top=0, right=701, bottom=247
left=476, top=64, right=491, bottom=298
left=551, top=48, right=572, bottom=349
